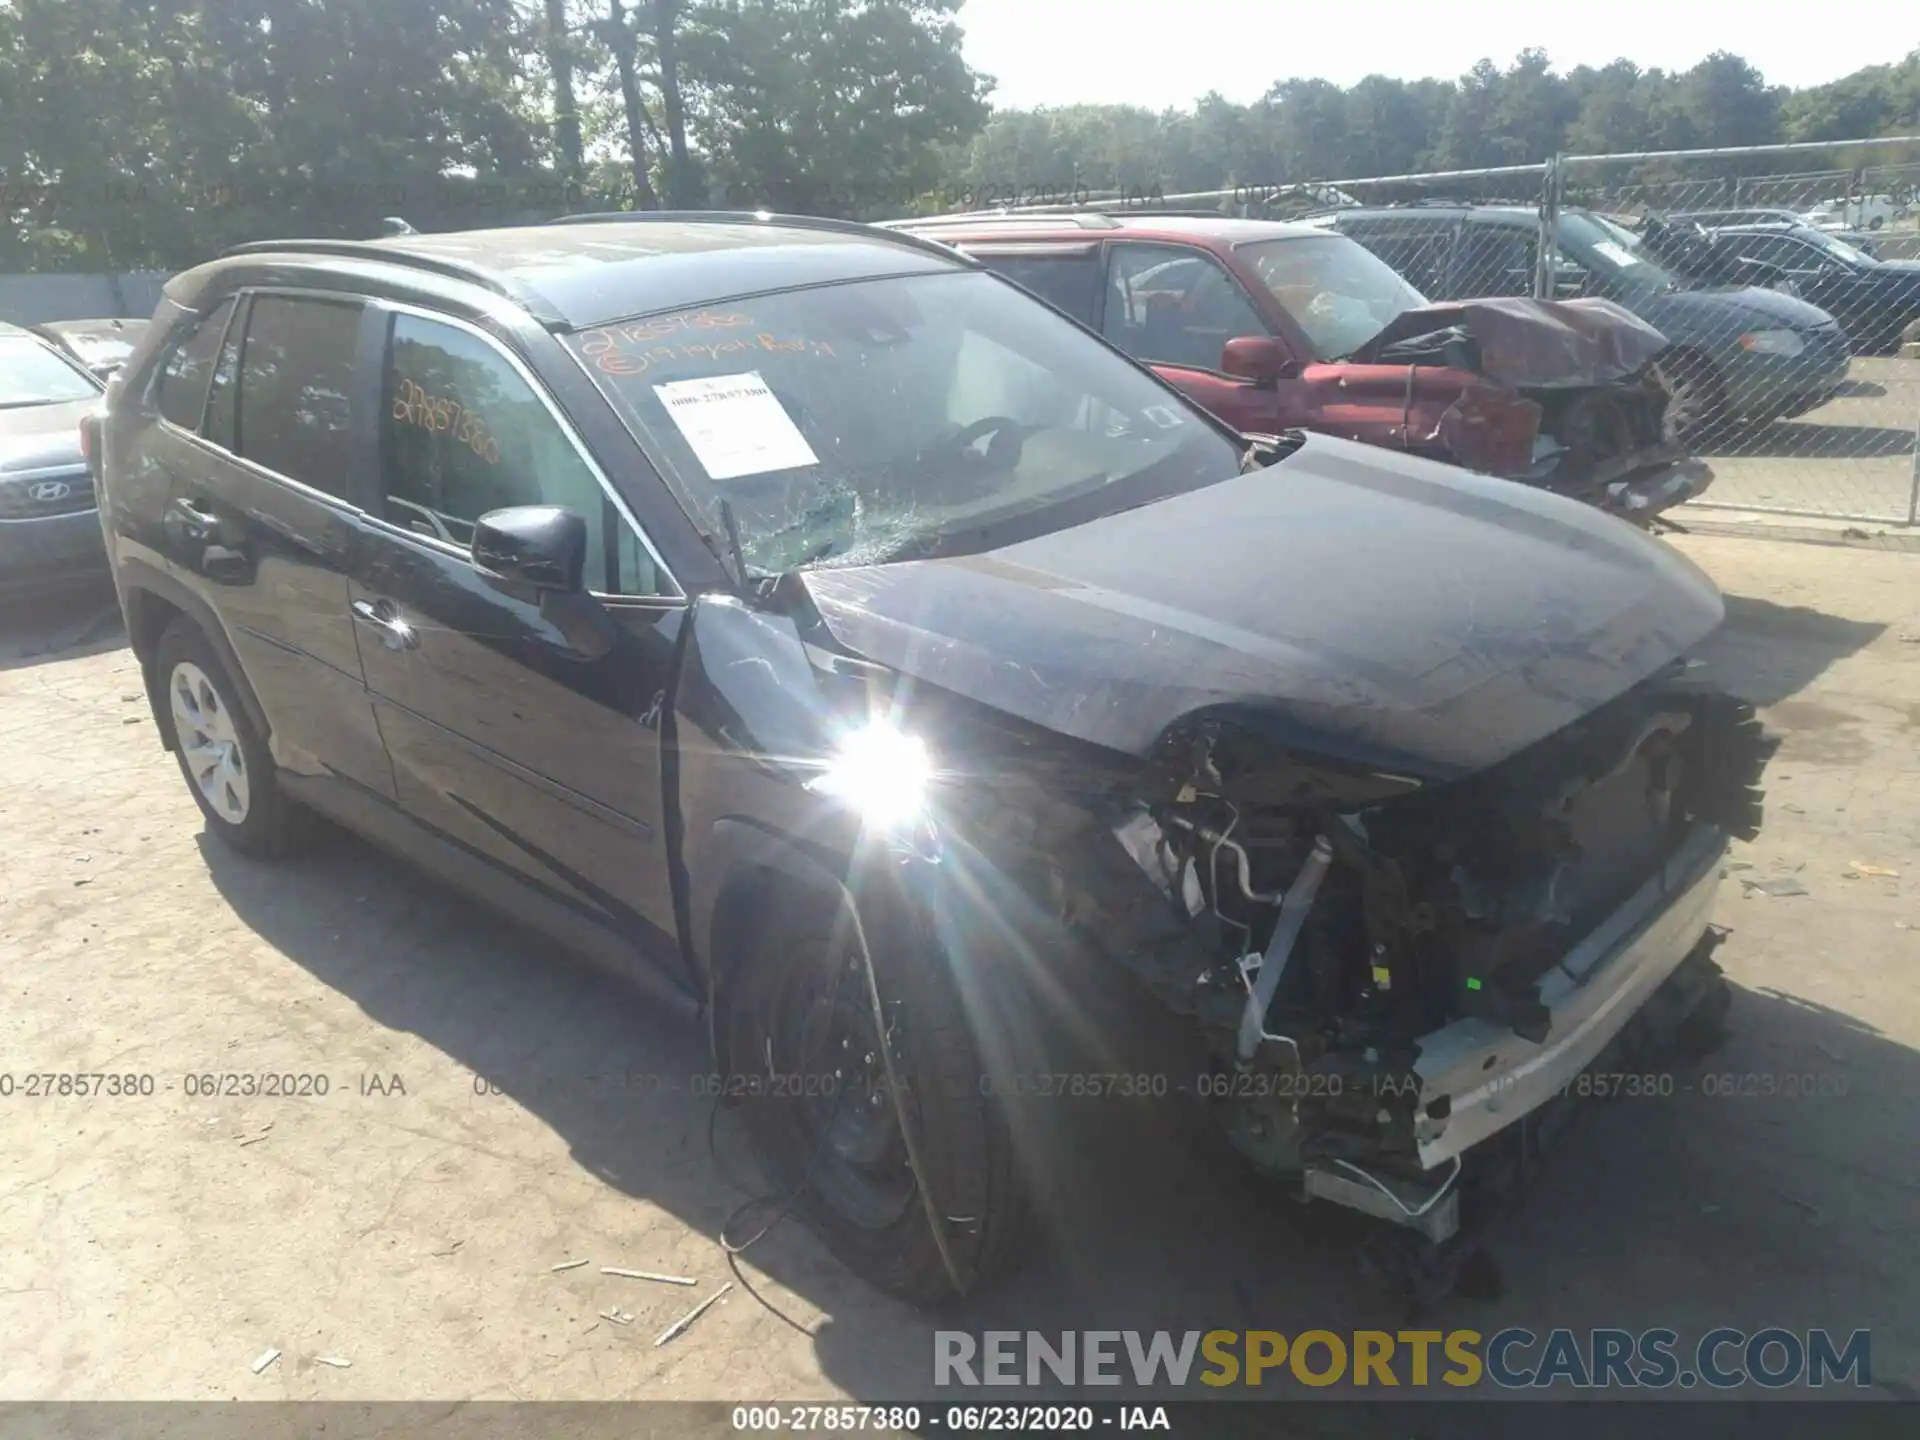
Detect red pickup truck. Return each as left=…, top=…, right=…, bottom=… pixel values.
left=888, top=212, right=1710, bottom=523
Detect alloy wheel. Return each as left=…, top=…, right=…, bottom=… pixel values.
left=169, top=660, right=250, bottom=824
left=1660, top=369, right=1713, bottom=447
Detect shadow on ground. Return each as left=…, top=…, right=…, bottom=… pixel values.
left=1692, top=592, right=1885, bottom=711
left=1831, top=379, right=1888, bottom=399
left=0, top=577, right=124, bottom=672
left=195, top=817, right=1920, bottom=1403
left=1703, top=421, right=1915, bottom=461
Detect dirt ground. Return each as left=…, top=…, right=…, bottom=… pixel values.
left=1698, top=355, right=1918, bottom=524
left=2, top=531, right=1918, bottom=1405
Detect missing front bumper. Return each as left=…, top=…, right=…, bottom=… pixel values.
left=1410, top=822, right=1727, bottom=1167
left=1295, top=827, right=1727, bottom=1243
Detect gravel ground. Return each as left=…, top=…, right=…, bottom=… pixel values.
left=1, top=530, right=1917, bottom=1404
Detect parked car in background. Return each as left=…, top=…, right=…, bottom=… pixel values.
left=1802, top=193, right=1906, bottom=233
left=888, top=212, right=1708, bottom=523
left=32, top=317, right=151, bottom=381
left=1312, top=203, right=1852, bottom=445
left=1665, top=208, right=1878, bottom=257
left=1639, top=219, right=1920, bottom=355
left=0, top=321, right=107, bottom=598
left=98, top=212, right=1770, bottom=1305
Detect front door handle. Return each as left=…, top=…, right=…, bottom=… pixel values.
left=350, top=597, right=419, bottom=651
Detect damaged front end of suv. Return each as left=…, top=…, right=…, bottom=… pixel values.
left=758, top=433, right=1774, bottom=1298
left=1052, top=673, right=1769, bottom=1246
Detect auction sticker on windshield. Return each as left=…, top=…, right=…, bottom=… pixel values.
left=652, top=371, right=819, bottom=480
left=1591, top=240, right=1640, bottom=268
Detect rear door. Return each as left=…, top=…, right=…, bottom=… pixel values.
left=1097, top=242, right=1291, bottom=431
left=348, top=305, right=685, bottom=979
left=158, top=289, right=395, bottom=802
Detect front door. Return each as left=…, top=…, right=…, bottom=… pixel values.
left=1098, top=242, right=1288, bottom=432
left=348, top=306, right=686, bottom=978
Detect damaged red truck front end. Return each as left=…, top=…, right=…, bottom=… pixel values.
left=1305, top=295, right=1710, bottom=522
left=892, top=214, right=1709, bottom=524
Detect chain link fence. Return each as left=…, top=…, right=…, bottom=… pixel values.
left=990, top=138, right=1920, bottom=526
left=1554, top=140, right=1920, bottom=525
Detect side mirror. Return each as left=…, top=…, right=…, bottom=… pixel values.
left=1220, top=335, right=1296, bottom=385
left=473, top=505, right=588, bottom=594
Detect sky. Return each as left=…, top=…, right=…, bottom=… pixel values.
left=957, top=0, right=1918, bottom=111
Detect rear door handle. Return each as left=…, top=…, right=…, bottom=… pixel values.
left=167, top=496, right=219, bottom=540
left=350, top=597, right=419, bottom=651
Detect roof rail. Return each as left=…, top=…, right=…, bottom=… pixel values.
left=884, top=211, right=1124, bottom=230
left=220, top=237, right=560, bottom=323
left=546, top=208, right=979, bottom=267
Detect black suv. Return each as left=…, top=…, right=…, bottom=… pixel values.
left=100, top=213, right=1768, bottom=1304
left=1313, top=203, right=1851, bottom=442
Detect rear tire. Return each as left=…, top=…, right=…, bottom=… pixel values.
left=721, top=891, right=1027, bottom=1307
left=153, top=618, right=302, bottom=858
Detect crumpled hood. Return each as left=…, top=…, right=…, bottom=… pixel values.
left=0, top=398, right=96, bottom=472
left=1349, top=296, right=1671, bottom=388
left=801, top=434, right=1726, bottom=781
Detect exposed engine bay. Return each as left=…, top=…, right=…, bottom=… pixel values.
left=952, top=663, right=1773, bottom=1244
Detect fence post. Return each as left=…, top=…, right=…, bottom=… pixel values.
left=1908, top=401, right=1919, bottom=528
left=1534, top=154, right=1562, bottom=300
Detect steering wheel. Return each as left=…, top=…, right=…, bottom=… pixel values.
left=924, top=415, right=1029, bottom=472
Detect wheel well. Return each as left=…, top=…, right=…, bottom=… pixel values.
left=708, top=861, right=842, bottom=1072
left=125, top=587, right=186, bottom=751
left=124, top=584, right=182, bottom=669
left=122, top=576, right=274, bottom=750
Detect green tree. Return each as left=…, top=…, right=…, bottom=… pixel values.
left=688, top=0, right=990, bottom=216
left=0, top=0, right=550, bottom=268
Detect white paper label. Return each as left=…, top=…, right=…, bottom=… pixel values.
left=651, top=372, right=819, bottom=480
left=1591, top=240, right=1640, bottom=268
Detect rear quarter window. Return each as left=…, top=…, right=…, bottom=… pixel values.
left=154, top=298, right=236, bottom=432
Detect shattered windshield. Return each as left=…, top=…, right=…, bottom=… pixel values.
left=0, top=335, right=100, bottom=407
left=1238, top=235, right=1430, bottom=358
left=566, top=270, right=1243, bottom=575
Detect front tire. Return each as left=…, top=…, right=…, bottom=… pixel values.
left=154, top=618, right=302, bottom=858
left=1658, top=353, right=1730, bottom=449
left=722, top=893, right=1026, bottom=1306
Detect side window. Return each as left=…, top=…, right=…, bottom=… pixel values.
left=980, top=254, right=1101, bottom=325
left=1450, top=225, right=1537, bottom=297
left=380, top=314, right=668, bottom=597
left=1102, top=244, right=1267, bottom=371
left=1733, top=234, right=1817, bottom=271
left=154, top=298, right=236, bottom=432
left=1343, top=220, right=1451, bottom=295
left=235, top=295, right=362, bottom=495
